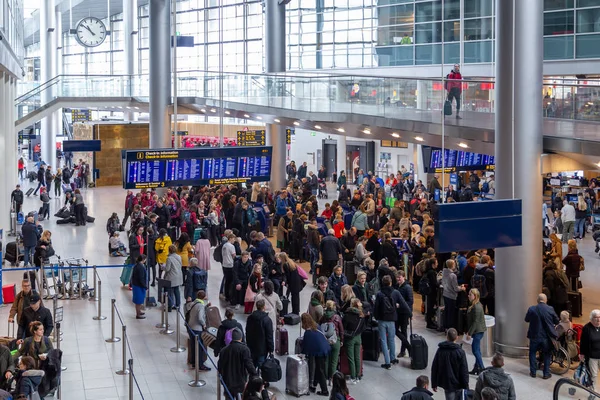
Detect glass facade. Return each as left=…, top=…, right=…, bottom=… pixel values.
left=20, top=0, right=600, bottom=77
left=0, top=0, right=25, bottom=62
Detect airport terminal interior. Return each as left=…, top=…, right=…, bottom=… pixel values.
left=0, top=0, right=599, bottom=399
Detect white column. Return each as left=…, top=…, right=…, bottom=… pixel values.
left=40, top=0, right=57, bottom=168
left=123, top=0, right=135, bottom=121
left=6, top=76, right=18, bottom=193
left=54, top=10, right=62, bottom=155
left=267, top=124, right=286, bottom=190
left=0, top=73, right=9, bottom=233
left=336, top=134, right=346, bottom=183
left=416, top=80, right=429, bottom=110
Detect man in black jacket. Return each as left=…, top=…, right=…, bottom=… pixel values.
left=431, top=328, right=469, bottom=399
left=232, top=251, right=252, bottom=309
left=340, top=227, right=357, bottom=262
left=11, top=185, right=24, bottom=213
left=320, top=229, right=342, bottom=278
left=401, top=375, right=434, bottom=400
left=19, top=294, right=53, bottom=339
left=33, top=165, right=46, bottom=196
left=217, top=328, right=257, bottom=398
left=396, top=270, right=414, bottom=358
left=214, top=308, right=245, bottom=357
left=21, top=217, right=41, bottom=267
left=525, top=293, right=559, bottom=379
left=153, top=200, right=171, bottom=231
left=374, top=275, right=410, bottom=369
left=423, top=258, right=440, bottom=330
left=245, top=300, right=274, bottom=369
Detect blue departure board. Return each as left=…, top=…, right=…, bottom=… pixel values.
left=428, top=148, right=494, bottom=171
left=121, top=147, right=272, bottom=189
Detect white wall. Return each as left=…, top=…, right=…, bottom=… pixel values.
left=289, top=128, right=415, bottom=178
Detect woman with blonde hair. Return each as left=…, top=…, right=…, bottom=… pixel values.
left=466, top=288, right=486, bottom=375
left=280, top=252, right=304, bottom=314
left=342, top=298, right=366, bottom=383
left=321, top=300, right=343, bottom=384
left=308, top=290, right=325, bottom=323
left=549, top=233, right=563, bottom=267
left=339, top=284, right=356, bottom=314
left=575, top=194, right=588, bottom=239
left=563, top=239, right=583, bottom=291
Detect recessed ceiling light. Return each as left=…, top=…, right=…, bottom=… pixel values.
left=363, top=129, right=371, bottom=134
left=274, top=118, right=281, bottom=123
left=134, top=107, right=139, bottom=110
left=314, top=125, right=321, bottom=129
left=458, top=142, right=468, bottom=148
left=200, top=108, right=206, bottom=112
left=224, top=110, right=230, bottom=115
left=415, top=136, right=424, bottom=142
left=244, top=114, right=250, bottom=118
left=337, top=128, right=345, bottom=133
left=210, top=108, right=216, bottom=113
left=256, top=116, right=262, bottom=120
left=391, top=133, right=400, bottom=138
left=293, top=121, right=300, bottom=126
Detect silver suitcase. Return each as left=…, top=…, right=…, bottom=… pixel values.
left=285, top=355, right=310, bottom=397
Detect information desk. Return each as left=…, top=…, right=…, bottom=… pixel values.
left=121, top=147, right=272, bottom=189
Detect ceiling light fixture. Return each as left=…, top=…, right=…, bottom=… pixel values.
left=391, top=133, right=400, bottom=138
left=224, top=110, right=230, bottom=115
left=244, top=114, right=250, bottom=118
left=337, top=128, right=345, bottom=133
left=293, top=121, right=300, bottom=126
left=200, top=108, right=206, bottom=112
left=256, top=116, right=262, bottom=120
left=458, top=142, right=468, bottom=148
left=274, top=118, right=281, bottom=123
left=314, top=125, right=321, bottom=129
left=363, top=129, right=371, bottom=134
left=210, top=108, right=217, bottom=113
left=415, top=136, right=424, bottom=142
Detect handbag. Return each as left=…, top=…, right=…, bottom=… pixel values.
left=244, top=284, right=256, bottom=303
left=574, top=362, right=593, bottom=387
left=579, top=256, right=585, bottom=271
left=297, top=265, right=308, bottom=280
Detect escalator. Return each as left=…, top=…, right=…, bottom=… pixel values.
left=554, top=378, right=600, bottom=400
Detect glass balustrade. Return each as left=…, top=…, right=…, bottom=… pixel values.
left=13, top=71, right=600, bottom=128
left=553, top=377, right=600, bottom=400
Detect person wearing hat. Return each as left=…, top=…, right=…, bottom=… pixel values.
left=18, top=293, right=53, bottom=339
left=217, top=328, right=257, bottom=398
left=11, top=184, right=23, bottom=214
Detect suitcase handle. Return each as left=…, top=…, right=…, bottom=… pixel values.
left=8, top=321, right=14, bottom=338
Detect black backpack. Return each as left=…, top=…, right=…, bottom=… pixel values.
left=381, top=292, right=396, bottom=317
left=213, top=241, right=224, bottom=263
left=419, top=275, right=432, bottom=295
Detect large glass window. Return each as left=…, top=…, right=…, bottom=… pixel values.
left=415, top=1, right=441, bottom=23
left=544, top=11, right=575, bottom=35
left=544, top=36, right=574, bottom=59
left=464, top=18, right=494, bottom=41
left=544, top=0, right=574, bottom=10
left=464, top=41, right=493, bottom=63
left=443, top=0, right=460, bottom=20
left=576, top=34, right=600, bottom=57
left=464, top=0, right=493, bottom=18
left=577, top=8, right=600, bottom=32
left=415, top=22, right=441, bottom=43
left=415, top=44, right=441, bottom=64
left=579, top=0, right=600, bottom=7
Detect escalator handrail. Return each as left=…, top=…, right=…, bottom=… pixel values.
left=553, top=377, right=600, bottom=399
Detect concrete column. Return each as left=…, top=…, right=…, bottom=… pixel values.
left=123, top=0, right=135, bottom=121
left=494, top=0, right=543, bottom=357
left=149, top=0, right=171, bottom=149
left=416, top=80, right=429, bottom=110
left=0, top=73, right=8, bottom=233
left=265, top=0, right=286, bottom=73
left=54, top=10, right=62, bottom=152
left=40, top=0, right=56, bottom=169
left=6, top=75, right=18, bottom=194
left=267, top=124, right=286, bottom=190
left=336, top=134, right=346, bottom=182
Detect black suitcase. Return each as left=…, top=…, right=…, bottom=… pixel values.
left=281, top=296, right=290, bottom=316
left=410, top=319, right=428, bottom=370
left=456, top=308, right=468, bottom=335
left=25, top=188, right=34, bottom=197
left=284, top=313, right=300, bottom=325
left=5, top=242, right=22, bottom=266
left=344, top=260, right=359, bottom=285
left=444, top=99, right=453, bottom=116
left=568, top=291, right=583, bottom=318
left=361, top=325, right=381, bottom=361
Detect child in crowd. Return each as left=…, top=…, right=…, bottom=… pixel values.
left=110, top=232, right=128, bottom=257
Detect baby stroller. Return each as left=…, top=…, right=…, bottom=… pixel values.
left=318, top=179, right=328, bottom=199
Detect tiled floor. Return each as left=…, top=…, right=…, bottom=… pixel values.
left=2, top=181, right=598, bottom=400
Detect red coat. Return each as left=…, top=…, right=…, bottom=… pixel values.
left=446, top=71, right=463, bottom=92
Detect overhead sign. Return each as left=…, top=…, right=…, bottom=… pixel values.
left=237, top=130, right=266, bottom=146
left=71, top=109, right=91, bottom=123
left=63, top=140, right=102, bottom=152
left=121, top=146, right=273, bottom=189
left=285, top=129, right=294, bottom=145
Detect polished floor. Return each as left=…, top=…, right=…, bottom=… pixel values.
left=2, top=181, right=599, bottom=400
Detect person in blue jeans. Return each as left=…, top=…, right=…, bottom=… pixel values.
left=374, top=275, right=411, bottom=369
left=466, top=288, right=486, bottom=375
left=525, top=293, right=559, bottom=379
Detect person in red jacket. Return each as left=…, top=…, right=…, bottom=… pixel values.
left=446, top=64, right=463, bottom=119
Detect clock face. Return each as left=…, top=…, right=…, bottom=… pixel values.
left=75, top=17, right=107, bottom=48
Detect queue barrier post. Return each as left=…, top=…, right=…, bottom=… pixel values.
left=92, top=280, right=106, bottom=320
left=128, top=359, right=134, bottom=400
left=89, top=265, right=99, bottom=302
left=155, top=291, right=167, bottom=329
left=115, top=325, right=130, bottom=375
left=188, top=334, right=206, bottom=388
left=105, top=299, right=121, bottom=343
left=170, top=308, right=186, bottom=352
left=160, top=294, right=174, bottom=335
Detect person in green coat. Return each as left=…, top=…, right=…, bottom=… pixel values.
left=337, top=170, right=347, bottom=191
left=466, top=288, right=487, bottom=376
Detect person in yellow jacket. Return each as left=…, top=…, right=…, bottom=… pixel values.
left=155, top=228, right=172, bottom=279
left=175, top=232, right=194, bottom=285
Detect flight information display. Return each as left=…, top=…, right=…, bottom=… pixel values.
left=122, top=147, right=272, bottom=189
left=429, top=148, right=494, bottom=171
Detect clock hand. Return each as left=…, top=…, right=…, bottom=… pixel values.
left=82, top=25, right=96, bottom=36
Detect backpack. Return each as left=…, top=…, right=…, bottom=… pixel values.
left=224, top=328, right=234, bottom=346
left=381, top=292, right=396, bottom=317
left=319, top=321, right=338, bottom=345
left=459, top=189, right=472, bottom=202
left=481, top=181, right=489, bottom=193
left=366, top=277, right=380, bottom=300
left=185, top=300, right=202, bottom=323
left=213, top=241, right=224, bottom=263
left=191, top=268, right=208, bottom=291
left=183, top=210, right=191, bottom=224
left=419, top=275, right=432, bottom=295
left=471, top=269, right=488, bottom=298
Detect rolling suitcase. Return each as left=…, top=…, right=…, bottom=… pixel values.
left=25, top=188, right=34, bottom=197
left=286, top=355, right=310, bottom=397
left=206, top=306, right=222, bottom=329
left=5, top=241, right=22, bottom=266
left=340, top=345, right=363, bottom=377
left=344, top=260, right=359, bottom=285
left=436, top=306, right=445, bottom=332
left=120, top=266, right=133, bottom=286
left=2, top=285, right=16, bottom=304
left=410, top=318, right=428, bottom=370
left=361, top=325, right=381, bottom=361
left=275, top=327, right=289, bottom=356
left=201, top=326, right=218, bottom=350
left=444, top=99, right=453, bottom=116
left=568, top=290, right=583, bottom=318
left=295, top=325, right=303, bottom=355
left=280, top=296, right=290, bottom=316
left=457, top=308, right=468, bottom=335
left=0, top=322, right=17, bottom=349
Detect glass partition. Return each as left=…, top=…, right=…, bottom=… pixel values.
left=553, top=377, right=600, bottom=400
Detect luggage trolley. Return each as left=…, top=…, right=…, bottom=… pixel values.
left=63, top=258, right=90, bottom=299
left=41, top=257, right=61, bottom=300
